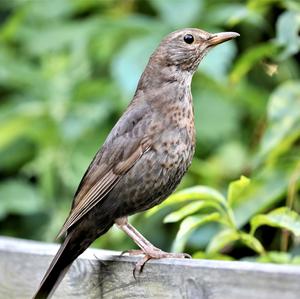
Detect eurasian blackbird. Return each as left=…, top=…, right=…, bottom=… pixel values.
left=33, top=28, right=239, bottom=299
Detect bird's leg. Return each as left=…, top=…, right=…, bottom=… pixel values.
left=115, top=217, right=190, bottom=275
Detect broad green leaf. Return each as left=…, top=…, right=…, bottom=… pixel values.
left=275, top=10, right=300, bottom=60
left=0, top=117, right=33, bottom=149
left=256, top=81, right=300, bottom=165
left=0, top=47, right=41, bottom=88
left=207, top=229, right=265, bottom=255
left=147, top=186, right=226, bottom=217
left=163, top=200, right=221, bottom=223
left=251, top=207, right=300, bottom=236
left=227, top=175, right=250, bottom=207
left=172, top=213, right=221, bottom=252
left=205, top=4, right=248, bottom=26
left=25, top=0, right=74, bottom=21
left=233, top=159, right=300, bottom=229
left=206, top=228, right=240, bottom=254
left=239, top=232, right=265, bottom=255
left=255, top=251, right=300, bottom=264
left=150, top=0, right=203, bottom=27
left=206, top=3, right=265, bottom=27
left=17, top=19, right=97, bottom=56
left=0, top=180, right=44, bottom=219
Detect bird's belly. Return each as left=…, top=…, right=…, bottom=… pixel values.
left=109, top=130, right=195, bottom=217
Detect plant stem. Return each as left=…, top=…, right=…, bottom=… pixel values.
left=281, top=162, right=300, bottom=251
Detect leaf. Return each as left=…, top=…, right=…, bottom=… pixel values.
left=206, top=3, right=265, bottom=27
left=275, top=10, right=300, bottom=60
left=163, top=200, right=221, bottom=223
left=227, top=175, right=251, bottom=207
left=229, top=42, right=278, bottom=83
left=147, top=186, right=226, bottom=217
left=256, top=81, right=300, bottom=165
left=149, top=0, right=203, bottom=27
left=205, top=4, right=248, bottom=26
left=172, top=212, right=221, bottom=252
left=18, top=19, right=97, bottom=56
left=239, top=232, right=265, bottom=255
left=255, top=251, right=300, bottom=264
left=206, top=229, right=265, bottom=255
left=250, top=207, right=300, bottom=236
left=192, top=251, right=234, bottom=261
left=0, top=116, right=33, bottom=150
left=233, top=158, right=300, bottom=229
left=206, top=228, right=240, bottom=254
left=0, top=47, right=41, bottom=88
left=25, top=0, right=74, bottom=21
left=0, top=180, right=44, bottom=219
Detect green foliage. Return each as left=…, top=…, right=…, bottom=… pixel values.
left=250, top=207, right=300, bottom=236
left=227, top=175, right=250, bottom=206
left=256, top=81, right=300, bottom=165
left=173, top=213, right=221, bottom=252
left=153, top=176, right=266, bottom=255
left=0, top=0, right=300, bottom=262
left=154, top=174, right=299, bottom=260
left=254, top=251, right=300, bottom=264
left=0, top=180, right=43, bottom=219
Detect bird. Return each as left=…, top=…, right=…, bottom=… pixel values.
left=33, top=28, right=239, bottom=299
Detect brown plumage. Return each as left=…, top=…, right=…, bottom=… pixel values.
left=33, top=28, right=239, bottom=299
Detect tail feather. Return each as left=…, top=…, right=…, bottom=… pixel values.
left=33, top=217, right=114, bottom=299
left=33, top=234, right=81, bottom=299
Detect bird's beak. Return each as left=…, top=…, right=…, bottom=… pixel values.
left=207, top=32, right=240, bottom=46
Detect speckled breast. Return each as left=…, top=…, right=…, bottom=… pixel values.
left=111, top=115, right=195, bottom=217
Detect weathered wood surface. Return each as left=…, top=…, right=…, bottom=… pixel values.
left=1, top=236, right=300, bottom=299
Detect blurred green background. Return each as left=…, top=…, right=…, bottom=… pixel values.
left=0, top=0, right=299, bottom=263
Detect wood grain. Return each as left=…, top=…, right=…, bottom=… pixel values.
left=0, top=236, right=300, bottom=299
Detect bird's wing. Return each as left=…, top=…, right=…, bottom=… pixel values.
left=57, top=135, right=152, bottom=239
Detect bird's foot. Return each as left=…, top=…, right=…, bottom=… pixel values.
left=121, top=246, right=191, bottom=278
left=115, top=217, right=190, bottom=278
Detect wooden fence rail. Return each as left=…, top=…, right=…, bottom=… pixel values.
left=0, top=236, right=300, bottom=299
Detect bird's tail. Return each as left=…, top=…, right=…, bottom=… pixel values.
left=32, top=233, right=88, bottom=299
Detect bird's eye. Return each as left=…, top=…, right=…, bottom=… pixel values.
left=183, top=34, right=194, bottom=44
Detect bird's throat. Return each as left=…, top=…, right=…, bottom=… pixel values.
left=136, top=63, right=192, bottom=94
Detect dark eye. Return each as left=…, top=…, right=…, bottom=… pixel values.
left=183, top=34, right=194, bottom=44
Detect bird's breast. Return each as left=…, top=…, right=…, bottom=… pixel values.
left=110, top=86, right=196, bottom=216
left=148, top=94, right=195, bottom=180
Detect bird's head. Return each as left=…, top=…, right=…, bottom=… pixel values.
left=151, top=28, right=239, bottom=73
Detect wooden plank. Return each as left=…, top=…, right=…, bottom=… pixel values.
left=0, top=236, right=300, bottom=299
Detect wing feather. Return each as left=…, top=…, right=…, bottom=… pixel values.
left=57, top=138, right=151, bottom=238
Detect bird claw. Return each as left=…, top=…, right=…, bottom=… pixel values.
left=122, top=248, right=191, bottom=279
left=183, top=253, right=192, bottom=259
left=120, top=249, right=144, bottom=256
left=133, top=255, right=152, bottom=279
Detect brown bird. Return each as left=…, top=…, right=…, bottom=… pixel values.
left=33, top=28, right=239, bottom=299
